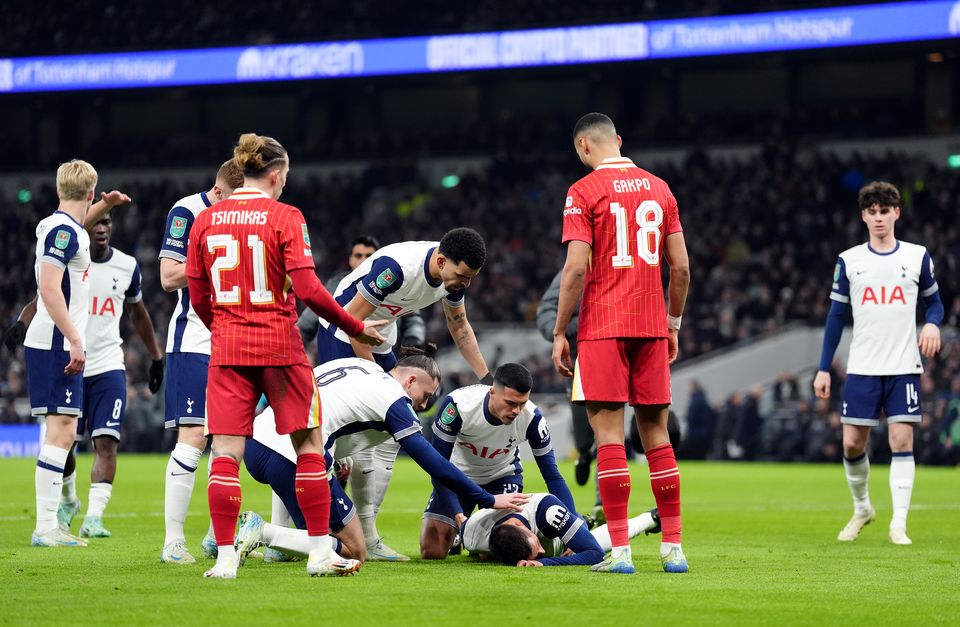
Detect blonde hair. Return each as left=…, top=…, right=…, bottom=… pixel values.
left=216, top=158, right=245, bottom=190
left=233, top=133, right=287, bottom=177
left=56, top=159, right=98, bottom=201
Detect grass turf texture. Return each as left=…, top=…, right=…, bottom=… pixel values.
left=0, top=456, right=956, bottom=625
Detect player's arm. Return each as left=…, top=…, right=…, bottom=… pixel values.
left=534, top=525, right=605, bottom=567
left=552, top=240, right=590, bottom=377
left=83, top=190, right=132, bottom=230
left=39, top=266, right=84, bottom=375
left=344, top=295, right=377, bottom=361
left=158, top=205, right=196, bottom=292
left=535, top=272, right=562, bottom=343
left=522, top=495, right=604, bottom=567
left=526, top=409, right=576, bottom=511
left=159, top=258, right=187, bottom=292
left=814, top=257, right=851, bottom=398
left=443, top=301, right=490, bottom=381
left=125, top=265, right=164, bottom=392
left=1, top=294, right=38, bottom=352
left=663, top=230, right=690, bottom=364
left=428, top=396, right=465, bottom=516
left=918, top=250, right=943, bottom=358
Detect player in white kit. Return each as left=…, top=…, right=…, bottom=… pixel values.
left=236, top=353, right=529, bottom=564
left=815, top=181, right=943, bottom=545
left=419, top=363, right=576, bottom=559
left=316, top=229, right=492, bottom=560
left=157, top=160, right=244, bottom=563
left=24, top=160, right=130, bottom=546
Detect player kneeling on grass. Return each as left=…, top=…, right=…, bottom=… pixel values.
left=460, top=493, right=660, bottom=568
left=236, top=351, right=530, bottom=563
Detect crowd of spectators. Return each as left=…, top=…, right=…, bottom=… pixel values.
left=0, top=146, right=957, bottom=462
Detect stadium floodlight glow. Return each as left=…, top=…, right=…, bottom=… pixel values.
left=0, top=1, right=958, bottom=93
left=948, top=154, right=960, bottom=168
left=17, top=188, right=31, bottom=203
left=441, top=175, right=461, bottom=189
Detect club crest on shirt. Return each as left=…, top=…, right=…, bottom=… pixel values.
left=170, top=217, right=187, bottom=239
left=375, top=269, right=397, bottom=290
left=55, top=229, right=71, bottom=250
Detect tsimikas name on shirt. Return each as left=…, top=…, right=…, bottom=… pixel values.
left=211, top=210, right=268, bottom=226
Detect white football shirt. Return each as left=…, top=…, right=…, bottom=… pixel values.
left=84, top=247, right=142, bottom=377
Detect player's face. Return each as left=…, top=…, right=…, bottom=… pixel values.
left=501, top=518, right=544, bottom=560
left=861, top=204, right=899, bottom=238
left=438, top=257, right=480, bottom=292
left=348, top=244, right=377, bottom=270
left=404, top=374, right=440, bottom=411
left=488, top=385, right=530, bottom=425
left=91, top=215, right=112, bottom=249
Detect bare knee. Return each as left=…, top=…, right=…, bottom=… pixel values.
left=888, top=424, right=914, bottom=453
left=419, top=520, right=454, bottom=560
left=178, top=425, right=208, bottom=450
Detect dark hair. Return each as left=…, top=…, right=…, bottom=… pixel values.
left=858, top=181, right=900, bottom=210
left=573, top=112, right=616, bottom=140
left=396, top=343, right=441, bottom=383
left=216, top=158, right=245, bottom=190
left=494, top=363, right=532, bottom=394
left=234, top=133, right=287, bottom=178
left=350, top=235, right=380, bottom=253
left=439, top=227, right=486, bottom=270
left=489, top=523, right=532, bottom=566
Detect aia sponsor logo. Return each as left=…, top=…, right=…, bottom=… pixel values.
left=860, top=286, right=906, bottom=305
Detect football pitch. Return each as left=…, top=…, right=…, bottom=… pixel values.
left=0, top=456, right=956, bottom=626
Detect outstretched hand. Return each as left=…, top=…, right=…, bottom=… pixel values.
left=491, top=492, right=531, bottom=512
left=100, top=190, right=132, bottom=207
left=354, top=319, right=389, bottom=346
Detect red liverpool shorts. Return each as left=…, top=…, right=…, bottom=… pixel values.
left=571, top=337, right=672, bottom=406
left=205, top=363, right=321, bottom=437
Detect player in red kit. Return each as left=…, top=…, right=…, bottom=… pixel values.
left=186, top=133, right=386, bottom=579
left=552, top=113, right=690, bottom=574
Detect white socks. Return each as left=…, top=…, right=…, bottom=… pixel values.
left=843, top=453, right=872, bottom=515
left=36, top=445, right=69, bottom=534
left=889, top=452, right=915, bottom=530
left=349, top=448, right=378, bottom=545
left=271, top=491, right=292, bottom=527
left=164, top=443, right=203, bottom=545
left=591, top=512, right=656, bottom=552
left=263, top=523, right=340, bottom=558
left=86, top=482, right=113, bottom=519
left=61, top=470, right=78, bottom=504
left=373, top=440, right=399, bottom=516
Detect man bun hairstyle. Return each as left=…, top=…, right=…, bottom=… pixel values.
left=217, top=158, right=245, bottom=190
left=439, top=227, right=486, bottom=270
left=234, top=133, right=287, bottom=178
left=858, top=181, right=900, bottom=210
left=493, top=363, right=532, bottom=395
left=397, top=343, right=441, bottom=383
left=573, top=112, right=616, bottom=141
left=489, top=523, right=532, bottom=566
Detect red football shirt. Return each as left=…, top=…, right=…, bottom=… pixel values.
left=186, top=187, right=315, bottom=366
left=561, top=157, right=683, bottom=340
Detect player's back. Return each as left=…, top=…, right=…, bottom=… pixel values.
left=562, top=158, right=682, bottom=340
left=188, top=187, right=314, bottom=366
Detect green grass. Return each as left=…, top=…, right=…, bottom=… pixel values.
left=0, top=456, right=956, bottom=626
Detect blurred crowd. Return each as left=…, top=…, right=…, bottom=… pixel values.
left=0, top=146, right=956, bottom=462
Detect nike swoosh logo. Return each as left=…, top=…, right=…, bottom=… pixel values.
left=105, top=421, right=120, bottom=427
left=361, top=469, right=375, bottom=475
left=907, top=405, right=919, bottom=412
left=170, top=472, right=193, bottom=477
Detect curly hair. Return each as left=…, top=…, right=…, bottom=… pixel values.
left=439, top=227, right=486, bottom=270
left=858, top=181, right=900, bottom=210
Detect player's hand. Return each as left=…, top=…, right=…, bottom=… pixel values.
left=148, top=358, right=165, bottom=394
left=1, top=320, right=26, bottom=353
left=552, top=335, right=572, bottom=377
left=516, top=560, right=543, bottom=568
left=335, top=457, right=353, bottom=483
left=813, top=370, right=831, bottom=399
left=354, top=319, right=389, bottom=346
left=918, top=323, right=941, bottom=358
left=454, top=513, right=468, bottom=527
left=667, top=329, right=679, bottom=364
left=100, top=190, right=132, bottom=207
left=491, top=492, right=530, bottom=511
left=65, top=339, right=85, bottom=376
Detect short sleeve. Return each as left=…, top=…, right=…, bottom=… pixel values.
left=159, top=206, right=195, bottom=262
left=356, top=256, right=404, bottom=306
left=665, top=192, right=683, bottom=236
left=443, top=288, right=465, bottom=308
left=432, top=396, right=462, bottom=443
left=560, top=184, right=593, bottom=245
left=534, top=495, right=584, bottom=544
left=830, top=257, right=850, bottom=303
left=919, top=250, right=939, bottom=297
left=524, top=407, right=552, bottom=456
left=125, top=263, right=143, bottom=303
left=280, top=208, right=316, bottom=273
left=384, top=397, right=422, bottom=442
left=40, top=224, right=80, bottom=270
left=184, top=216, right=206, bottom=280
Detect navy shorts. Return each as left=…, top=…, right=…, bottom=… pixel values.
left=77, top=370, right=126, bottom=441
left=423, top=473, right=523, bottom=528
left=316, top=323, right=397, bottom=371
left=842, top=374, right=922, bottom=427
left=244, top=438, right=356, bottom=532
left=25, top=347, right=83, bottom=417
left=164, top=352, right=209, bottom=429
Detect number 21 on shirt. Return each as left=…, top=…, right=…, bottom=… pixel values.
left=610, top=200, right=663, bottom=268
left=207, top=233, right=274, bottom=305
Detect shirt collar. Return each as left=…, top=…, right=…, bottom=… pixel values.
left=229, top=187, right=271, bottom=199
left=596, top=157, right=636, bottom=170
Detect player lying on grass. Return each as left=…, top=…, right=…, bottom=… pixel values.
left=236, top=351, right=529, bottom=563
left=459, top=492, right=660, bottom=567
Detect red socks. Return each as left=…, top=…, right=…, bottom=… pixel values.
left=208, top=456, right=242, bottom=547
left=295, top=453, right=331, bottom=537
left=597, top=443, right=631, bottom=548
left=646, top=443, right=682, bottom=544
